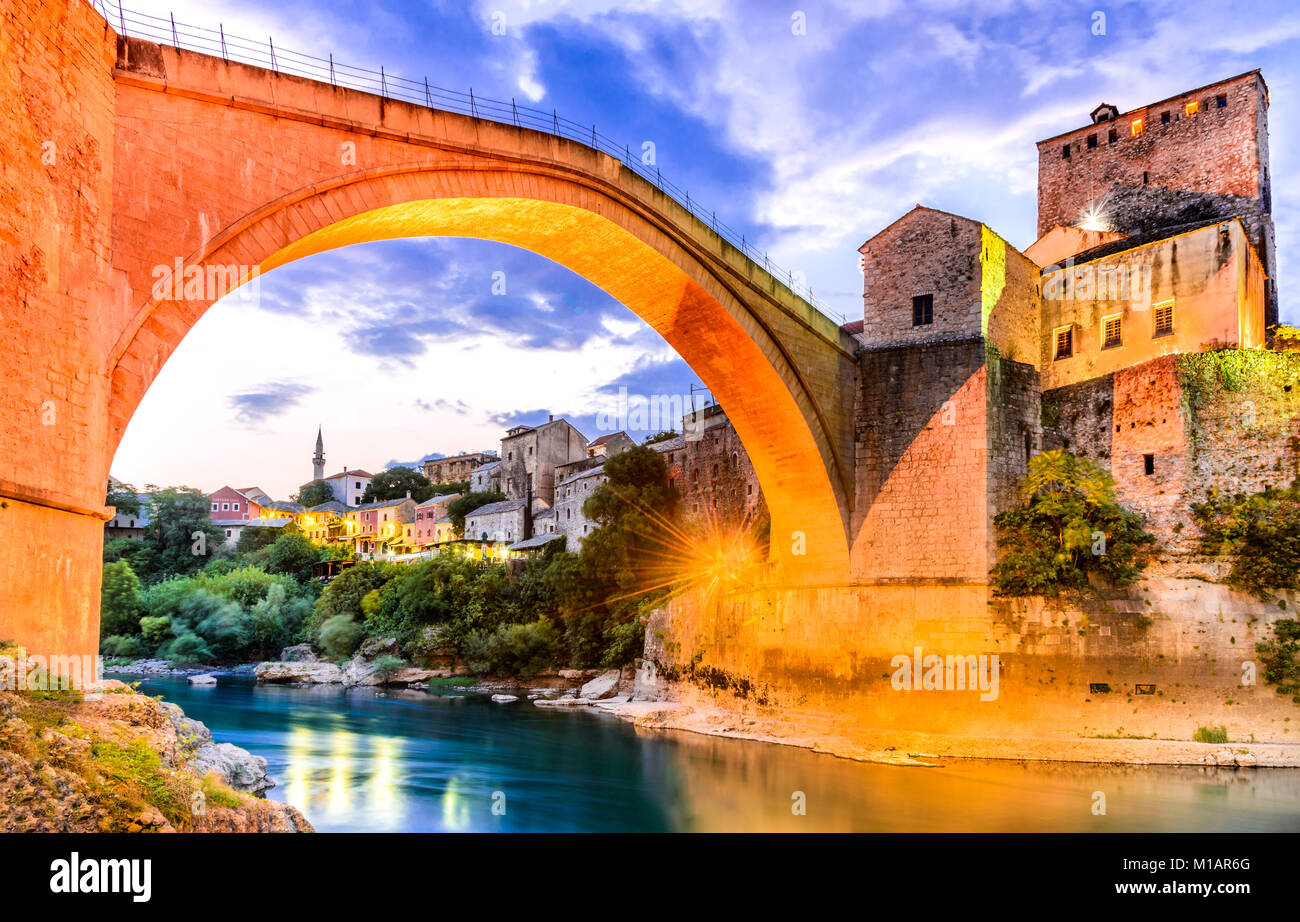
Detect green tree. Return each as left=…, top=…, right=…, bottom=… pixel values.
left=319, top=615, right=364, bottom=658
left=361, top=466, right=435, bottom=504
left=446, top=490, right=507, bottom=536
left=106, top=480, right=141, bottom=516
left=99, top=560, right=142, bottom=637
left=430, top=479, right=469, bottom=496
left=235, top=523, right=284, bottom=555
left=266, top=533, right=320, bottom=582
left=991, top=450, right=1157, bottom=598
left=143, top=487, right=226, bottom=581
left=643, top=430, right=679, bottom=445
left=294, top=480, right=336, bottom=508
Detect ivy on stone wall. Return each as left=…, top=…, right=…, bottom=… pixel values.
left=1177, top=349, right=1300, bottom=443
left=1192, top=484, right=1300, bottom=599
left=1256, top=619, right=1300, bottom=704
left=991, top=450, right=1156, bottom=598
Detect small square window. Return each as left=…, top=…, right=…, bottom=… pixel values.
left=1185, top=100, right=1199, bottom=117
left=912, top=294, right=934, bottom=326
left=1215, top=94, right=1227, bottom=109
left=1143, top=454, right=1155, bottom=475
left=1061, top=144, right=1071, bottom=159
left=1086, top=134, right=1097, bottom=149
left=1153, top=300, right=1174, bottom=336
left=1108, top=128, right=1118, bottom=143
left=1053, top=326, right=1073, bottom=360
left=222, top=502, right=230, bottom=511
left=1130, top=118, right=1143, bottom=136
left=1102, top=314, right=1122, bottom=349
left=232, top=502, right=239, bottom=511
left=1161, top=111, right=1171, bottom=124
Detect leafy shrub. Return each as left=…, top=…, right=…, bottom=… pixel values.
left=1193, top=725, right=1229, bottom=744
left=99, top=560, right=142, bottom=636
left=158, top=631, right=213, bottom=666
left=370, top=655, right=406, bottom=684
left=1193, top=484, right=1300, bottom=599
left=100, top=634, right=144, bottom=659
left=462, top=619, right=561, bottom=676
left=991, top=450, right=1157, bottom=598
left=1256, top=618, right=1300, bottom=703
left=319, top=614, right=364, bottom=659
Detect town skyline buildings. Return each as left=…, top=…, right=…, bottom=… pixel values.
left=107, top=0, right=1300, bottom=500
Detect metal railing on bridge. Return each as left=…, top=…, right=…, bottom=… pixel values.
left=90, top=0, right=844, bottom=325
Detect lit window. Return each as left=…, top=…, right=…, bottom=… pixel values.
left=1153, top=300, right=1175, bottom=336
left=1130, top=118, right=1143, bottom=136
left=1102, top=314, right=1123, bottom=349
left=912, top=294, right=934, bottom=326
left=1054, top=326, right=1073, bottom=360
left=1185, top=100, right=1199, bottom=117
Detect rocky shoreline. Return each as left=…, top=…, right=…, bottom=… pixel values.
left=0, top=680, right=311, bottom=832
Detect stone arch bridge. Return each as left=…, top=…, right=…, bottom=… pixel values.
left=1, top=0, right=860, bottom=662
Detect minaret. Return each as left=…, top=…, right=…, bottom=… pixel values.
left=312, top=426, right=325, bottom=481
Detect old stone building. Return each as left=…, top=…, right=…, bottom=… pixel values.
left=856, top=70, right=1279, bottom=583
left=496, top=416, right=590, bottom=507
left=652, top=404, right=764, bottom=533
left=421, top=451, right=497, bottom=485
left=1035, top=70, right=1276, bottom=324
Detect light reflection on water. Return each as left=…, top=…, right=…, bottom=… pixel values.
left=127, top=675, right=1300, bottom=833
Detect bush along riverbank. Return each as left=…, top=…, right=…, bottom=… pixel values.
left=0, top=680, right=311, bottom=832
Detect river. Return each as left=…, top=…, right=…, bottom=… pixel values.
left=130, top=675, right=1300, bottom=833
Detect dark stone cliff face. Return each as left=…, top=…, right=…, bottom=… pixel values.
left=0, top=681, right=312, bottom=833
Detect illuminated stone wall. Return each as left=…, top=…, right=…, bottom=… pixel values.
left=0, top=0, right=118, bottom=663
left=1045, top=350, right=1300, bottom=571
left=652, top=577, right=1300, bottom=747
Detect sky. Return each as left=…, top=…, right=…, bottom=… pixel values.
left=106, top=0, right=1300, bottom=500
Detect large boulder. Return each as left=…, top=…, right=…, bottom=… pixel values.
left=254, top=661, right=344, bottom=684
left=279, top=644, right=319, bottom=662
left=342, top=657, right=439, bottom=687
left=579, top=669, right=622, bottom=700
left=188, top=742, right=274, bottom=796
left=162, top=702, right=273, bottom=796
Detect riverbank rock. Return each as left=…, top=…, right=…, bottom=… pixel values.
left=491, top=694, right=519, bottom=703
left=162, top=702, right=273, bottom=796
left=279, top=644, right=319, bottom=662
left=534, top=697, right=593, bottom=709
left=580, top=669, right=622, bottom=700
left=255, top=661, right=344, bottom=684
left=359, top=636, right=399, bottom=659
left=188, top=674, right=217, bottom=685
left=0, top=687, right=309, bottom=832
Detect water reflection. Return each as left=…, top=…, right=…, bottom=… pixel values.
left=128, top=676, right=1300, bottom=833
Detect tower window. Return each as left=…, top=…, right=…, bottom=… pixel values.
left=1216, top=94, right=1227, bottom=108
left=1102, top=314, right=1123, bottom=349
left=1130, top=118, right=1143, bottom=136
left=1053, top=326, right=1073, bottom=360
left=912, top=294, right=934, bottom=326
left=1185, top=100, right=1199, bottom=117
left=1061, top=144, right=1071, bottom=159
left=1161, top=111, right=1171, bottom=124
left=1143, top=454, right=1155, bottom=475
left=1108, top=128, right=1118, bottom=143
left=1143, top=171, right=1150, bottom=185
left=1086, top=134, right=1097, bottom=149
left=1153, top=300, right=1175, bottom=336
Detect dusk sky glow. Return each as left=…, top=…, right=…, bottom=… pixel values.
left=108, top=0, right=1300, bottom=500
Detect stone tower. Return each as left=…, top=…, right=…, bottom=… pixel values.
left=1034, top=70, right=1277, bottom=326
left=312, top=426, right=325, bottom=481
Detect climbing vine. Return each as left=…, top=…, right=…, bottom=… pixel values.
left=1192, top=483, right=1300, bottom=599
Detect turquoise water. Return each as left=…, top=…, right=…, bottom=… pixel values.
left=130, top=675, right=1300, bottom=833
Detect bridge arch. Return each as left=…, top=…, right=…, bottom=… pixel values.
left=108, top=157, right=854, bottom=582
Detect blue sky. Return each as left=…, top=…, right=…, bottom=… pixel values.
left=109, top=0, right=1300, bottom=499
